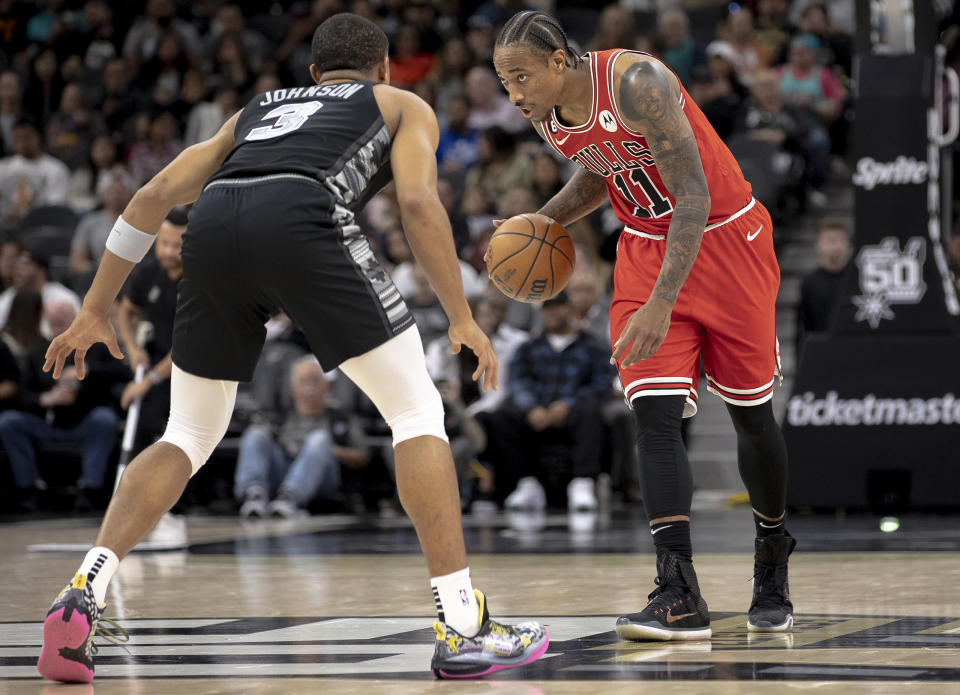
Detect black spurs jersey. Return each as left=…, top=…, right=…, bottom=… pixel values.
left=208, top=80, right=393, bottom=218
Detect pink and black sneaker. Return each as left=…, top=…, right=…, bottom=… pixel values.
left=37, top=573, right=126, bottom=682
left=431, top=589, right=549, bottom=679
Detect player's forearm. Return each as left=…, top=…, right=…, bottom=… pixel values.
left=537, top=168, right=608, bottom=226
left=82, top=252, right=138, bottom=316
left=649, top=197, right=708, bottom=306
left=400, top=196, right=473, bottom=326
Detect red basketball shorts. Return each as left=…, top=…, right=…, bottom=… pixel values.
left=610, top=198, right=781, bottom=417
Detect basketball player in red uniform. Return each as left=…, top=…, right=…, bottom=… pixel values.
left=494, top=11, right=796, bottom=640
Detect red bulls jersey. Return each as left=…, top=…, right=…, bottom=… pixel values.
left=541, top=49, right=753, bottom=236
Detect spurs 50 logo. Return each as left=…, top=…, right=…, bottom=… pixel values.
left=852, top=237, right=927, bottom=328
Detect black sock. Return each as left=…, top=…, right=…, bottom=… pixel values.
left=650, top=520, right=691, bottom=561
left=754, top=512, right=785, bottom=537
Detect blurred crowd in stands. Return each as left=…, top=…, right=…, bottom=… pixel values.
left=0, top=0, right=858, bottom=518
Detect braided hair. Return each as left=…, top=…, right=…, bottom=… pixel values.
left=495, top=11, right=583, bottom=68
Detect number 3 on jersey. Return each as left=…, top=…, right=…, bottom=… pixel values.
left=246, top=101, right=323, bottom=142
left=613, top=169, right=672, bottom=219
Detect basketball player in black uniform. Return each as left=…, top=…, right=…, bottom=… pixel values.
left=37, top=14, right=547, bottom=683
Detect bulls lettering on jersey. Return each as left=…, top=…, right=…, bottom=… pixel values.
left=541, top=49, right=754, bottom=236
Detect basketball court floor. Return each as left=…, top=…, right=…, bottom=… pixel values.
left=1, top=508, right=959, bottom=694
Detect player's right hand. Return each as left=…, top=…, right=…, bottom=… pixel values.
left=448, top=320, right=499, bottom=392
left=43, top=308, right=124, bottom=380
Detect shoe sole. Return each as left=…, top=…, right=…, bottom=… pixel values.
left=433, top=629, right=550, bottom=679
left=616, top=623, right=712, bottom=641
left=748, top=614, right=793, bottom=632
left=37, top=607, right=94, bottom=683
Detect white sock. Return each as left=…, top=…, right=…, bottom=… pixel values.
left=76, top=546, right=120, bottom=607
left=431, top=567, right=479, bottom=637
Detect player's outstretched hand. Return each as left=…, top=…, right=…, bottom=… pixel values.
left=448, top=320, right=499, bottom=392
left=611, top=300, right=672, bottom=368
left=43, top=308, right=124, bottom=380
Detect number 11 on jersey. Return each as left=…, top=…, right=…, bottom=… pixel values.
left=613, top=169, right=673, bottom=219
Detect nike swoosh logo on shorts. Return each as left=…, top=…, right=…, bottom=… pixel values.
left=666, top=609, right=696, bottom=623
left=651, top=525, right=673, bottom=535
left=747, top=225, right=762, bottom=241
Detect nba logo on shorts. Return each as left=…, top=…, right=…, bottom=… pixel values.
left=459, top=588, right=470, bottom=605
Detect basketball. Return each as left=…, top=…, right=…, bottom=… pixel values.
left=484, top=214, right=576, bottom=303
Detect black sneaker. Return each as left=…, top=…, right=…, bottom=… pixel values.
left=615, top=551, right=711, bottom=641
left=748, top=532, right=797, bottom=632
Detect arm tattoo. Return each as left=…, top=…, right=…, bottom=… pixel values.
left=619, top=60, right=711, bottom=304
left=537, top=167, right=609, bottom=226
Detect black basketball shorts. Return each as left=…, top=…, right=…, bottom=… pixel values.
left=172, top=175, right=415, bottom=381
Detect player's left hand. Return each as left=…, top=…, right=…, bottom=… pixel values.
left=43, top=307, right=124, bottom=380
left=448, top=320, right=499, bottom=392
left=611, top=300, right=672, bottom=368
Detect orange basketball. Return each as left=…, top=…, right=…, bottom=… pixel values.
left=484, top=214, right=576, bottom=303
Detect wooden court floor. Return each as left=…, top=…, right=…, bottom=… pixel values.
left=2, top=512, right=959, bottom=694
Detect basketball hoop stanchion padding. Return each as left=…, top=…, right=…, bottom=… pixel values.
left=784, top=7, right=960, bottom=511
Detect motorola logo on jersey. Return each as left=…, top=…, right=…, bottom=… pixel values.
left=852, top=156, right=929, bottom=190
left=599, top=110, right=618, bottom=133
left=851, top=236, right=927, bottom=328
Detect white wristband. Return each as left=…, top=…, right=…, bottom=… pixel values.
left=105, top=216, right=155, bottom=263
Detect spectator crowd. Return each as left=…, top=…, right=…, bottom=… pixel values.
left=0, top=0, right=857, bottom=518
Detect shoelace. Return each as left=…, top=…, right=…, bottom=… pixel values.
left=751, top=565, right=787, bottom=607
left=647, top=575, right=693, bottom=603
left=90, top=616, right=131, bottom=656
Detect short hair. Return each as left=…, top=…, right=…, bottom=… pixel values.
left=496, top=11, right=582, bottom=68
left=289, top=354, right=324, bottom=387
left=816, top=217, right=849, bottom=236
left=311, top=13, right=389, bottom=74
left=166, top=206, right=189, bottom=227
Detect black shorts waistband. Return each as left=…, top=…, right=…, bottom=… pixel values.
left=203, top=172, right=324, bottom=192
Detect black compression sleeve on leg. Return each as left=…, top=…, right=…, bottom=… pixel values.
left=632, top=395, right=693, bottom=522
left=726, top=401, right=788, bottom=519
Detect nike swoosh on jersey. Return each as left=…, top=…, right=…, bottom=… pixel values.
left=747, top=225, right=762, bottom=241
left=554, top=132, right=570, bottom=145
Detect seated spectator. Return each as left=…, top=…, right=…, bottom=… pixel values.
left=797, top=217, right=851, bottom=353
left=754, top=0, right=793, bottom=69
left=0, top=248, right=81, bottom=329
left=0, top=300, right=127, bottom=512
left=0, top=71, right=24, bottom=155
left=718, top=4, right=762, bottom=81
left=531, top=152, right=564, bottom=209
left=389, top=24, right=435, bottom=89
left=0, top=237, right=23, bottom=290
left=586, top=4, right=635, bottom=52
left=0, top=288, right=43, bottom=363
left=22, top=48, right=62, bottom=123
left=210, top=31, right=255, bottom=97
left=437, top=376, right=487, bottom=509
left=122, top=0, right=202, bottom=65
left=45, top=82, right=107, bottom=170
left=776, top=33, right=843, bottom=199
left=184, top=85, right=237, bottom=146
left=235, top=356, right=370, bottom=518
left=437, top=94, right=479, bottom=173
left=127, top=110, right=182, bottom=184
left=465, top=126, right=533, bottom=208
left=566, top=269, right=610, bottom=348
left=481, top=291, right=615, bottom=511
left=436, top=176, right=470, bottom=257
left=68, top=134, right=130, bottom=213
left=137, top=30, right=191, bottom=106
left=655, top=7, right=707, bottom=89
left=465, top=66, right=526, bottom=134
left=80, top=0, right=118, bottom=74
left=403, top=261, right=452, bottom=347
left=99, top=58, right=143, bottom=138
left=433, top=38, right=475, bottom=111
left=792, top=1, right=853, bottom=78
left=203, top=3, right=270, bottom=73
left=0, top=118, right=70, bottom=230
left=69, top=171, right=135, bottom=284
left=693, top=42, right=749, bottom=141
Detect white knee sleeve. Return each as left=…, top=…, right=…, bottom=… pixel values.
left=339, top=327, right=448, bottom=446
left=159, top=365, right=238, bottom=476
